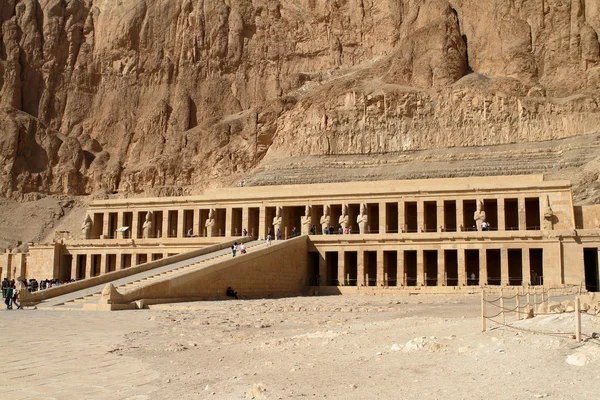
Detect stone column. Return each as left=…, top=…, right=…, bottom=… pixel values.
left=497, top=198, right=506, bottom=231
left=100, top=254, right=107, bottom=275
left=70, top=258, right=78, bottom=280
left=132, top=212, right=140, bottom=239
left=102, top=213, right=110, bottom=238
left=417, top=200, right=425, bottom=232
left=417, top=250, right=424, bottom=286
left=259, top=205, right=266, bottom=239
left=86, top=254, right=93, bottom=278
left=456, top=200, right=464, bottom=231
left=225, top=207, right=233, bottom=237
left=116, top=253, right=123, bottom=270
left=398, top=200, right=405, bottom=233
left=377, top=249, right=385, bottom=286
left=338, top=250, right=346, bottom=285
left=194, top=209, right=201, bottom=237
left=242, top=208, right=249, bottom=235
left=117, top=211, right=125, bottom=239
left=357, top=250, right=365, bottom=286
left=521, top=248, right=531, bottom=286
left=437, top=249, right=445, bottom=286
left=397, top=250, right=405, bottom=285
left=162, top=211, right=169, bottom=238
left=437, top=201, right=445, bottom=232
left=479, top=248, right=488, bottom=286
left=318, top=252, right=327, bottom=286
left=501, top=248, right=509, bottom=286
left=178, top=209, right=185, bottom=238
left=458, top=249, right=466, bottom=286
left=379, top=202, right=387, bottom=234
left=518, top=197, right=526, bottom=231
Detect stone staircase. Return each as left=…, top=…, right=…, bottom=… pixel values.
left=37, top=240, right=267, bottom=310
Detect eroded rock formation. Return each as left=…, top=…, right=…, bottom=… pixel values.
left=0, top=0, right=598, bottom=198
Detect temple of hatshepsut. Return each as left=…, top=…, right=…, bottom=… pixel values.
left=4, top=175, right=600, bottom=309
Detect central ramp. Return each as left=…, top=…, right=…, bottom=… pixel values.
left=36, top=236, right=309, bottom=310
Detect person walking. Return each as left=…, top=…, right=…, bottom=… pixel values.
left=4, top=285, right=13, bottom=309
left=232, top=242, right=238, bottom=257
left=11, top=284, right=20, bottom=309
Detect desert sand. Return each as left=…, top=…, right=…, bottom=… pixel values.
left=1, top=294, right=599, bottom=400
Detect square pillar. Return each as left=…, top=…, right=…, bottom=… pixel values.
left=242, top=208, right=249, bottom=234
left=70, top=258, right=78, bottom=280
left=86, top=254, right=93, bottom=278
left=225, top=207, right=233, bottom=237
left=117, top=211, right=125, bottom=239
left=521, top=248, right=531, bottom=286
left=376, top=249, right=385, bottom=286
left=318, top=252, right=327, bottom=286
left=398, top=200, right=405, bottom=233
left=100, top=254, right=107, bottom=275
left=338, top=251, right=346, bottom=285
left=132, top=212, right=140, bottom=239
left=458, top=249, right=466, bottom=286
left=397, top=250, right=405, bottom=286
left=518, top=197, right=526, bottom=231
left=259, top=205, right=266, bottom=239
left=438, top=249, right=446, bottom=286
left=102, top=213, right=110, bottom=238
left=379, top=202, right=387, bottom=234
left=417, top=200, right=425, bottom=232
left=480, top=249, right=488, bottom=286
left=417, top=250, right=424, bottom=286
left=437, top=201, right=445, bottom=232
left=162, top=212, right=169, bottom=238
left=501, top=248, right=510, bottom=286
left=456, top=200, right=464, bottom=231
left=357, top=250, right=365, bottom=286
left=497, top=198, right=506, bottom=231
left=194, top=209, right=201, bottom=236
left=116, top=253, right=123, bottom=270
left=178, top=209, right=185, bottom=238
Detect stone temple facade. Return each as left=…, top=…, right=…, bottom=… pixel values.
left=10, top=175, right=600, bottom=304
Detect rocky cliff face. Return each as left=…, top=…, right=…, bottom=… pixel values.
left=0, top=0, right=599, bottom=199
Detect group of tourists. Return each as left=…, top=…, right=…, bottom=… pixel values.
left=231, top=242, right=247, bottom=257
left=320, top=225, right=351, bottom=235
left=2, top=279, right=21, bottom=310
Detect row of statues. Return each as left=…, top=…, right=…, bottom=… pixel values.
left=81, top=196, right=556, bottom=239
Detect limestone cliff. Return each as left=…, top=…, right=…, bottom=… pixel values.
left=0, top=0, right=599, bottom=199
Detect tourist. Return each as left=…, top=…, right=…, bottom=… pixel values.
left=292, top=226, right=298, bottom=237
left=11, top=284, right=20, bottom=310
left=4, top=284, right=12, bottom=309
left=338, top=226, right=343, bottom=235
left=186, top=228, right=193, bottom=237
left=239, top=243, right=246, bottom=254
left=481, top=221, right=489, bottom=231
left=323, top=227, right=328, bottom=235
left=232, top=242, right=238, bottom=257
left=242, top=228, right=248, bottom=237
left=226, top=286, right=238, bottom=299
left=1, top=278, right=8, bottom=298
left=276, top=229, right=282, bottom=240
left=266, top=233, right=271, bottom=245
left=329, top=226, right=335, bottom=235
left=310, top=225, right=316, bottom=235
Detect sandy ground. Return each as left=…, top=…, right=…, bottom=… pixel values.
left=1, top=294, right=600, bottom=400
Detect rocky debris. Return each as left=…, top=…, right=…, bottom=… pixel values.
left=245, top=382, right=267, bottom=399
left=402, top=337, right=446, bottom=353
left=566, top=353, right=589, bottom=366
